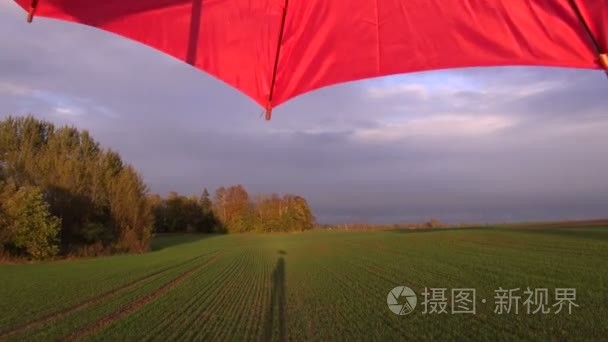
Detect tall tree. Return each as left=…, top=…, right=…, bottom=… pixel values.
left=200, top=188, right=219, bottom=232
left=0, top=115, right=153, bottom=257
left=214, top=186, right=227, bottom=225
left=219, top=185, right=252, bottom=233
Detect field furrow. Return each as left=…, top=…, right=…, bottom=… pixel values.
left=0, top=252, right=213, bottom=340
left=66, top=252, right=220, bottom=341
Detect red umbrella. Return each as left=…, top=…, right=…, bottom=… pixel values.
left=12, top=0, right=608, bottom=120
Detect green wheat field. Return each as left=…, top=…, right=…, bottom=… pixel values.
left=1, top=224, right=607, bottom=341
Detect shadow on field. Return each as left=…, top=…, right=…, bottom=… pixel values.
left=150, top=233, right=220, bottom=251
left=264, top=251, right=287, bottom=341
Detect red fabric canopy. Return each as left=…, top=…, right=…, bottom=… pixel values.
left=12, top=0, right=608, bottom=116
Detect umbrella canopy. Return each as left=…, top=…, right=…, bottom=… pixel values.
left=12, top=0, right=608, bottom=119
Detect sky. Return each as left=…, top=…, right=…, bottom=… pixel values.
left=1, top=1, right=607, bottom=224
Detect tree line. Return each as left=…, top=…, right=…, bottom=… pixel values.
left=0, top=116, right=315, bottom=261
left=148, top=185, right=316, bottom=234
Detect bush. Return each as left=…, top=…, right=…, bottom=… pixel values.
left=2, top=186, right=61, bottom=260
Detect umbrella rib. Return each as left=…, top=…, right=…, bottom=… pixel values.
left=265, top=0, right=289, bottom=121
left=27, top=0, right=40, bottom=23
left=566, top=0, right=608, bottom=76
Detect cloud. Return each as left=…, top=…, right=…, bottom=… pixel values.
left=0, top=1, right=607, bottom=224
left=0, top=81, right=111, bottom=120
left=366, top=83, right=428, bottom=100
left=507, top=80, right=563, bottom=98
left=53, top=106, right=80, bottom=117
left=354, top=114, right=517, bottom=142
left=0, top=82, right=33, bottom=96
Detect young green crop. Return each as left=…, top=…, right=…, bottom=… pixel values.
left=1, top=226, right=606, bottom=340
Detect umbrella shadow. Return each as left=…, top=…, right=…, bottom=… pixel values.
left=263, top=250, right=287, bottom=341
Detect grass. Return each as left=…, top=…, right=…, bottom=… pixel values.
left=0, top=225, right=607, bottom=340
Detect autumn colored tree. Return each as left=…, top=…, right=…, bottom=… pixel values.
left=146, top=185, right=315, bottom=235
left=213, top=185, right=254, bottom=233
left=281, top=195, right=315, bottom=232
left=253, top=193, right=283, bottom=232
left=213, top=186, right=227, bottom=224
left=0, top=115, right=153, bottom=258
left=213, top=186, right=315, bottom=233
left=107, top=165, right=153, bottom=252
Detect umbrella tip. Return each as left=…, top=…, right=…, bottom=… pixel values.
left=265, top=103, right=273, bottom=121
left=600, top=53, right=608, bottom=70
left=27, top=0, right=38, bottom=23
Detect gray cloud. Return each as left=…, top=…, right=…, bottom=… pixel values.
left=1, top=1, right=607, bottom=224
